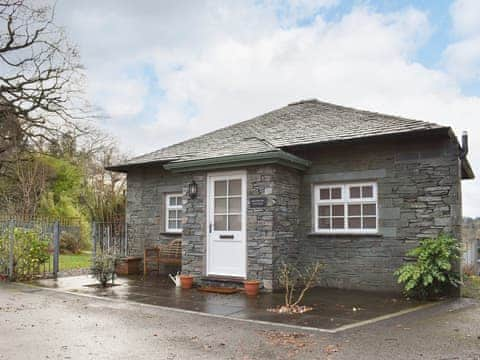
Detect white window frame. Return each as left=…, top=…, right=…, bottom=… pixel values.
left=313, top=182, right=378, bottom=234
left=165, top=193, right=183, bottom=233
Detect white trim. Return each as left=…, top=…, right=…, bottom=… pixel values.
left=165, top=193, right=183, bottom=233
left=313, top=182, right=378, bottom=234
left=206, top=170, right=247, bottom=278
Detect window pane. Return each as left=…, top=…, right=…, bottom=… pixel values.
left=348, top=217, right=361, bottom=229
left=363, top=204, right=376, bottom=216
left=350, top=186, right=361, bottom=199
left=214, top=198, right=227, bottom=213
left=214, top=215, right=227, bottom=231
left=318, top=205, right=330, bottom=217
left=332, top=217, right=345, bottom=229
left=228, top=197, right=241, bottom=213
left=364, top=217, right=376, bottom=229
left=229, top=180, right=242, bottom=196
left=228, top=215, right=241, bottom=231
left=332, top=205, right=344, bottom=216
left=214, top=181, right=227, bottom=196
left=362, top=185, right=373, bottom=198
left=319, top=188, right=330, bottom=200
left=331, top=187, right=342, bottom=199
left=318, top=217, right=330, bottom=229
left=176, top=220, right=182, bottom=229
left=169, top=196, right=177, bottom=206
left=168, top=220, right=177, bottom=229
left=348, top=204, right=361, bottom=216
left=168, top=210, right=177, bottom=220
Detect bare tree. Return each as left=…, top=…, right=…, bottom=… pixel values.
left=0, top=0, right=89, bottom=163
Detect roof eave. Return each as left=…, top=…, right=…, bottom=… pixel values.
left=105, top=159, right=173, bottom=173
left=461, top=158, right=475, bottom=180
left=163, top=151, right=311, bottom=173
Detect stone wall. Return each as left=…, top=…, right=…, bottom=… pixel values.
left=125, top=166, right=185, bottom=258
left=246, top=166, right=301, bottom=289
left=291, top=133, right=462, bottom=292
left=125, top=132, right=463, bottom=292
left=181, top=172, right=207, bottom=276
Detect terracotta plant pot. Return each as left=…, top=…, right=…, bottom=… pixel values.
left=180, top=275, right=194, bottom=289
left=244, top=280, right=260, bottom=296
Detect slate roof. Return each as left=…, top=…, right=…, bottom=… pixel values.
left=112, top=99, right=448, bottom=169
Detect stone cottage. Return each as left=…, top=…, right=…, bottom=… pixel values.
left=107, top=99, right=474, bottom=292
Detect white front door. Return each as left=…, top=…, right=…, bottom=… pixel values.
left=207, top=171, right=247, bottom=278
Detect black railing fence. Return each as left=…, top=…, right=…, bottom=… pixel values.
left=0, top=216, right=127, bottom=281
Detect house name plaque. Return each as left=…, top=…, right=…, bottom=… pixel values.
left=249, top=197, right=267, bottom=208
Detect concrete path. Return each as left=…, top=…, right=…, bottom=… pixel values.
left=0, top=282, right=479, bottom=360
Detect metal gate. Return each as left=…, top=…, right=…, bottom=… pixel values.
left=0, top=216, right=83, bottom=281
left=92, top=221, right=127, bottom=258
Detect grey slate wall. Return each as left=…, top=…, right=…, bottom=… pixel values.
left=125, top=133, right=462, bottom=292
left=292, top=134, right=462, bottom=292
left=125, top=167, right=185, bottom=258
left=181, top=172, right=207, bottom=277
left=246, top=165, right=301, bottom=289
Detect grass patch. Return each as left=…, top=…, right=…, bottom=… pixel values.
left=50, top=252, right=91, bottom=271
left=462, top=275, right=480, bottom=299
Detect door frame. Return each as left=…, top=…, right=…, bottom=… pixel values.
left=206, top=170, right=247, bottom=277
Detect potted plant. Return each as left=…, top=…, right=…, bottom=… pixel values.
left=244, top=279, right=261, bottom=296
left=180, top=274, right=194, bottom=289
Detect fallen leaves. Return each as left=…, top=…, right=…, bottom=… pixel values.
left=259, top=330, right=314, bottom=350
left=267, top=305, right=313, bottom=314
left=323, top=344, right=339, bottom=355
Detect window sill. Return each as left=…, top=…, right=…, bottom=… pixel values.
left=307, top=232, right=383, bottom=237
left=160, top=232, right=183, bottom=236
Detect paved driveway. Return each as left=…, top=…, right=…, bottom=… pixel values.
left=31, top=275, right=428, bottom=332
left=0, top=282, right=479, bottom=360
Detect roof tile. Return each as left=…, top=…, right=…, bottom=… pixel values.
left=117, top=99, right=447, bottom=167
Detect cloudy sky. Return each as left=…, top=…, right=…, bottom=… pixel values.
left=55, top=0, right=480, bottom=217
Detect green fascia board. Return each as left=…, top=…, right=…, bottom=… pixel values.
left=163, top=151, right=311, bottom=173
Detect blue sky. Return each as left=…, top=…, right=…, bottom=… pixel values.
left=56, top=0, right=480, bottom=216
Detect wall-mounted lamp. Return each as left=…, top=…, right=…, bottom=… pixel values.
left=188, top=180, right=198, bottom=199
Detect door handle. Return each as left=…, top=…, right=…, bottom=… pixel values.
left=209, top=223, right=212, bottom=233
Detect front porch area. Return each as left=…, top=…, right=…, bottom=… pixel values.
left=31, top=274, right=430, bottom=331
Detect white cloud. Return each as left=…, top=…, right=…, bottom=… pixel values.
left=450, top=0, right=480, bottom=37
left=444, top=0, right=480, bottom=82
left=55, top=1, right=480, bottom=216
left=91, top=77, right=148, bottom=118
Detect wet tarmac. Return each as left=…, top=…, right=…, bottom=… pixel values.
left=31, top=275, right=425, bottom=330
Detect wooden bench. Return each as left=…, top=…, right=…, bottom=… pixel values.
left=143, top=239, right=182, bottom=275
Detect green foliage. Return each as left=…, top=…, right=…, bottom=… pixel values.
left=91, top=253, right=117, bottom=287
left=60, top=232, right=81, bottom=254
left=39, top=156, right=83, bottom=199
left=0, top=228, right=50, bottom=280
left=395, top=234, right=461, bottom=299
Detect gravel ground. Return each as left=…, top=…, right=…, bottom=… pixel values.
left=0, top=282, right=479, bottom=360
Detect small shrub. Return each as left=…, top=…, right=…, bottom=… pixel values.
left=395, top=234, right=461, bottom=299
left=0, top=228, right=50, bottom=280
left=463, top=264, right=476, bottom=277
left=272, top=261, right=324, bottom=313
left=91, top=253, right=117, bottom=287
left=60, top=232, right=81, bottom=254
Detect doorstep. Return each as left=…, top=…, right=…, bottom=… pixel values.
left=200, top=275, right=246, bottom=288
